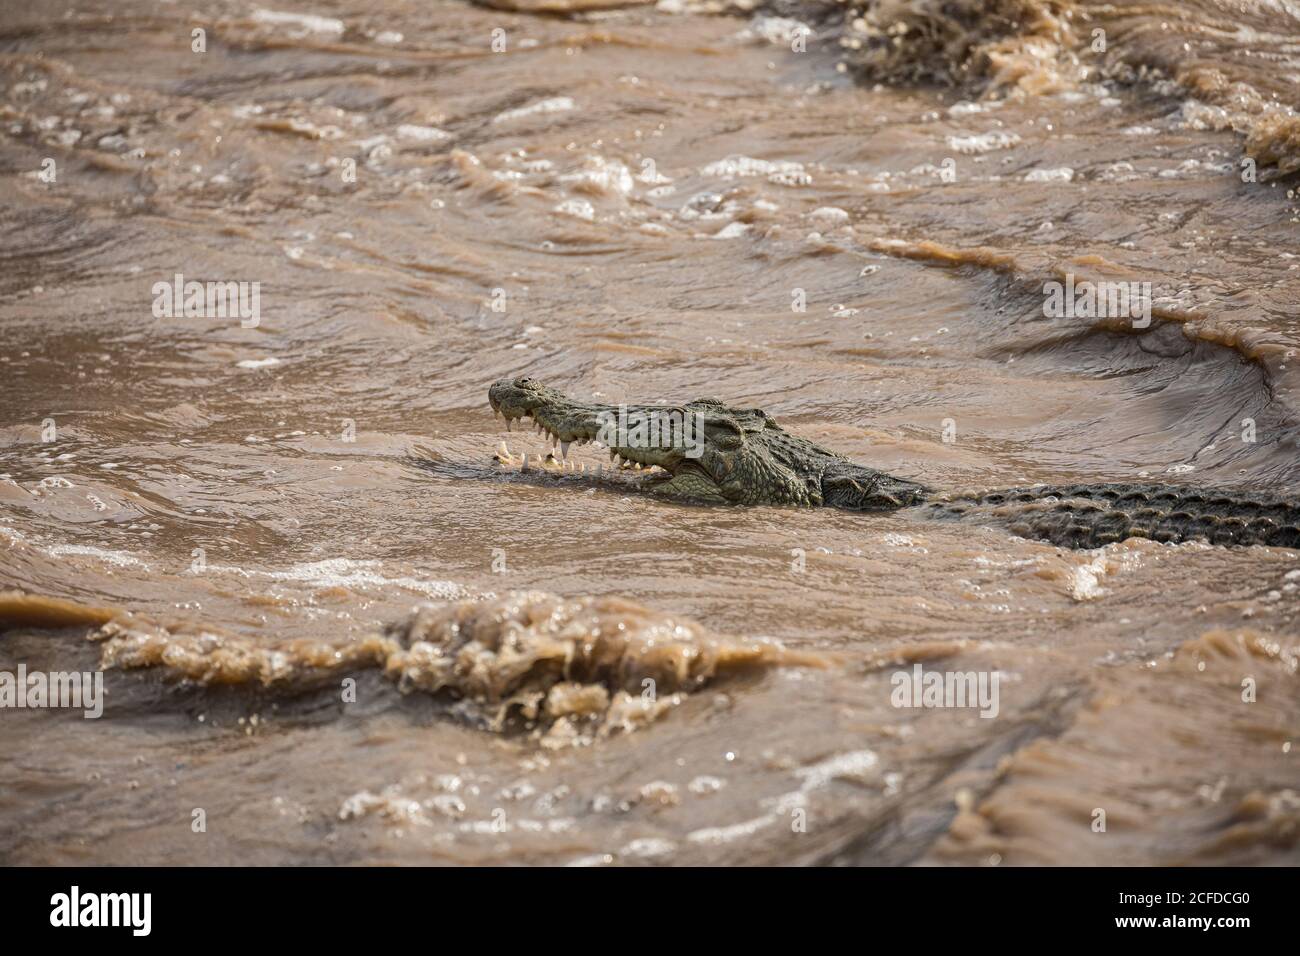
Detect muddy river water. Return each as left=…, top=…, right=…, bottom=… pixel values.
left=1, top=0, right=1298, bottom=864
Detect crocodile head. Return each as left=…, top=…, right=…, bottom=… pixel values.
left=488, top=378, right=928, bottom=509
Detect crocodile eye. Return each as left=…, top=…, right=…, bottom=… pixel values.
left=710, top=419, right=744, bottom=449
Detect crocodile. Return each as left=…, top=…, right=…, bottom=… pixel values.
left=487, top=377, right=1300, bottom=550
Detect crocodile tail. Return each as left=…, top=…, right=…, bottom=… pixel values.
left=919, top=483, right=1300, bottom=550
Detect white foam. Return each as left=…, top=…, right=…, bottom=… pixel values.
left=948, top=101, right=996, bottom=117
left=396, top=124, right=450, bottom=142
left=1069, top=553, right=1109, bottom=601
left=45, top=544, right=149, bottom=569
left=0, top=526, right=30, bottom=545
left=620, top=837, right=676, bottom=858
left=747, top=16, right=811, bottom=46
left=700, top=155, right=810, bottom=186
left=1024, top=167, right=1074, bottom=183
left=711, top=222, right=750, bottom=239
left=493, top=97, right=575, bottom=124
left=560, top=158, right=634, bottom=196
left=251, top=10, right=345, bottom=35
left=793, top=749, right=879, bottom=789
left=809, top=207, right=850, bottom=223
left=208, top=558, right=462, bottom=600
left=554, top=199, right=595, bottom=221
left=686, top=815, right=776, bottom=845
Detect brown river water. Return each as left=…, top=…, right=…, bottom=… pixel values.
left=1, top=0, right=1299, bottom=865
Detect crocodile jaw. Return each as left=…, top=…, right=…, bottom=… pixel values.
left=488, top=377, right=685, bottom=470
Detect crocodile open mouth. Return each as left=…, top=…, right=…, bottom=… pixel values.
left=488, top=406, right=675, bottom=486
left=488, top=435, right=671, bottom=482
left=488, top=377, right=684, bottom=482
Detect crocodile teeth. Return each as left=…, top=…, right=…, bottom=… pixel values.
left=560, top=441, right=570, bottom=459
left=521, top=453, right=530, bottom=472
left=505, top=419, right=512, bottom=432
